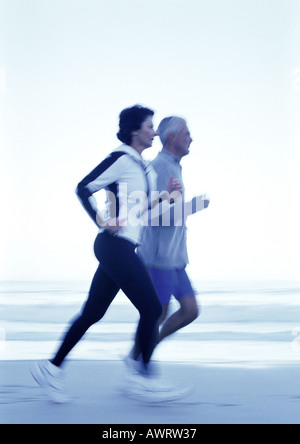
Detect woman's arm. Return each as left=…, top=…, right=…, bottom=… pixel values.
left=76, top=151, right=126, bottom=227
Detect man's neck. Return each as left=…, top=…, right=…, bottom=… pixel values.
left=162, top=146, right=182, bottom=162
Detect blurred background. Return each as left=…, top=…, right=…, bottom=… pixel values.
left=1, top=0, right=299, bottom=283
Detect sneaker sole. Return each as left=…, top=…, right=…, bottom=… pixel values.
left=30, top=362, right=70, bottom=404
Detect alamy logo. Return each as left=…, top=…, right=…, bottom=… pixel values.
left=96, top=183, right=205, bottom=228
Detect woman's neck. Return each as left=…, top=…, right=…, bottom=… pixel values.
left=129, top=142, right=144, bottom=155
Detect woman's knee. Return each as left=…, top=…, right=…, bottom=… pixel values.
left=140, top=297, right=162, bottom=325
left=80, top=307, right=104, bottom=327
left=151, top=297, right=163, bottom=321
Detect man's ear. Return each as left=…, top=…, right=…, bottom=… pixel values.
left=166, top=132, right=176, bottom=144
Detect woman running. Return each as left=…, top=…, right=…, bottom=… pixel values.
left=31, top=105, right=168, bottom=402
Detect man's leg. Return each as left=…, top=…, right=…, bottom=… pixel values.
left=158, top=295, right=199, bottom=343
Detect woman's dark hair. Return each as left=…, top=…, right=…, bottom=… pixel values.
left=117, top=105, right=154, bottom=145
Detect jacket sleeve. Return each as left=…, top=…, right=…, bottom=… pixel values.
left=76, top=151, right=126, bottom=226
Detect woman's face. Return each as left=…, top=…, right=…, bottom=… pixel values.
left=134, top=116, right=157, bottom=150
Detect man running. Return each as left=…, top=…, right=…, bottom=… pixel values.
left=137, top=116, right=210, bottom=349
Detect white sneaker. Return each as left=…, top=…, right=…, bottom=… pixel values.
left=124, top=373, right=193, bottom=403
left=124, top=354, right=142, bottom=375
left=30, top=360, right=69, bottom=403
left=124, top=354, right=160, bottom=377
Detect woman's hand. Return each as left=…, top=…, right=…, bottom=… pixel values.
left=96, top=213, right=126, bottom=234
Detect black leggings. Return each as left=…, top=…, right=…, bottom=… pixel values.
left=52, top=231, right=162, bottom=368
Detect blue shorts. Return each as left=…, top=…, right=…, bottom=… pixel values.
left=147, top=267, right=195, bottom=305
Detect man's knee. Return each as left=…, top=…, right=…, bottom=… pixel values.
left=180, top=296, right=200, bottom=323
left=189, top=303, right=200, bottom=322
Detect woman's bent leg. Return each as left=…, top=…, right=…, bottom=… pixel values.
left=52, top=265, right=119, bottom=367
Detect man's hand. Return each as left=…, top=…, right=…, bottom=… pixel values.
left=167, top=175, right=182, bottom=194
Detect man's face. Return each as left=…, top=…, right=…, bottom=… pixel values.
left=173, top=122, right=193, bottom=158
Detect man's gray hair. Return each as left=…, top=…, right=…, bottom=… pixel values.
left=157, top=116, right=186, bottom=146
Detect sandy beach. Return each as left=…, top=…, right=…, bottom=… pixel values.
left=1, top=280, right=300, bottom=424
left=1, top=360, right=300, bottom=424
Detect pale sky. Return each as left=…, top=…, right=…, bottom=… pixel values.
left=0, top=0, right=299, bottom=281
